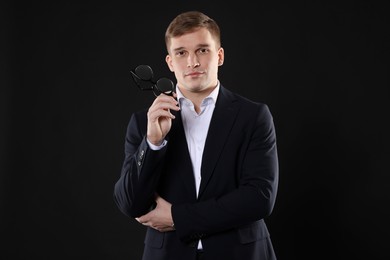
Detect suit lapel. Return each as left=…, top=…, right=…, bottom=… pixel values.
left=169, top=110, right=197, bottom=198
left=198, top=87, right=240, bottom=198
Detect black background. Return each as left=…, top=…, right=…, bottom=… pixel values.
left=2, top=1, right=389, bottom=259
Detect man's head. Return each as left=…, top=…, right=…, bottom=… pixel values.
left=165, top=11, right=224, bottom=97
left=165, top=11, right=221, bottom=52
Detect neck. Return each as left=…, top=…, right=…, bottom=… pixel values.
left=179, top=86, right=216, bottom=114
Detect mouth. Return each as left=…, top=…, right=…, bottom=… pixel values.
left=185, top=71, right=204, bottom=77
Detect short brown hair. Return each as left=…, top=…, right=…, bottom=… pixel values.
left=165, top=11, right=221, bottom=51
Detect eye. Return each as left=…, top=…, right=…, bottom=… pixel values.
left=176, top=50, right=186, bottom=57
left=198, top=48, right=209, bottom=54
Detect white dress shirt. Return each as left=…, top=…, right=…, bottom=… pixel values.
left=177, top=84, right=219, bottom=197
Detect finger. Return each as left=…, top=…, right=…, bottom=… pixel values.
left=155, top=196, right=167, bottom=205
left=148, top=100, right=178, bottom=114
left=157, top=226, right=175, bottom=232
left=137, top=218, right=150, bottom=227
left=156, top=93, right=178, bottom=102
left=151, top=96, right=180, bottom=110
left=148, top=109, right=176, bottom=122
left=136, top=215, right=147, bottom=223
left=154, top=99, right=179, bottom=109
left=149, top=102, right=179, bottom=114
left=151, top=95, right=178, bottom=108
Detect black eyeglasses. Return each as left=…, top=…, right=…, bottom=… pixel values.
left=130, top=65, right=175, bottom=97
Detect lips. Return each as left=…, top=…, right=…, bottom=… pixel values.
left=185, top=71, right=203, bottom=76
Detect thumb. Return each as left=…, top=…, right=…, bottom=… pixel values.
left=155, top=195, right=163, bottom=204
left=135, top=217, right=145, bottom=223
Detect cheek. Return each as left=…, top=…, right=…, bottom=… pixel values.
left=172, top=61, right=187, bottom=73
left=173, top=70, right=182, bottom=80
left=208, top=59, right=219, bottom=70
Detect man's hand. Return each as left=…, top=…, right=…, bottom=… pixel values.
left=136, top=195, right=175, bottom=232
left=147, top=93, right=179, bottom=146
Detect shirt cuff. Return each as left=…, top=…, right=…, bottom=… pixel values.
left=147, top=139, right=167, bottom=150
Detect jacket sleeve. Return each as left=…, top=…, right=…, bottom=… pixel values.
left=172, top=104, right=279, bottom=242
left=113, top=112, right=167, bottom=218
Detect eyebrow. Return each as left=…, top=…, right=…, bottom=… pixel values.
left=172, top=43, right=210, bottom=52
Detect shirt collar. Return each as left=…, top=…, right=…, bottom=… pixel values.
left=176, top=81, right=220, bottom=105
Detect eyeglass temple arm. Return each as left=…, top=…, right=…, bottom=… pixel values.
left=130, top=70, right=156, bottom=91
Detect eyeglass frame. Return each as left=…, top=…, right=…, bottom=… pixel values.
left=130, top=65, right=175, bottom=97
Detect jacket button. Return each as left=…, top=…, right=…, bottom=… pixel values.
left=139, top=150, right=144, bottom=159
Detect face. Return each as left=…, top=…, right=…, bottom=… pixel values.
left=165, top=27, right=224, bottom=97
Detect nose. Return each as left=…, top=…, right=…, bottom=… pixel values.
left=188, top=62, right=200, bottom=68
left=187, top=55, right=200, bottom=68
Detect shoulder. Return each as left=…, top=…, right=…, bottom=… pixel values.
left=219, top=85, right=271, bottom=114
left=131, top=108, right=148, bottom=119
left=220, top=86, right=277, bottom=139
left=126, top=108, right=148, bottom=133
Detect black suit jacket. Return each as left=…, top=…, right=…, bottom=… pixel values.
left=114, top=85, right=279, bottom=260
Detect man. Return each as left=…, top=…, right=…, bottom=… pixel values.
left=114, top=10, right=279, bottom=260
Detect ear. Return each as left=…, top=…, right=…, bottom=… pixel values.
left=217, top=47, right=224, bottom=66
left=165, top=55, right=174, bottom=72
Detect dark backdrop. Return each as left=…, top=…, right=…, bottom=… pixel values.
left=2, top=1, right=389, bottom=259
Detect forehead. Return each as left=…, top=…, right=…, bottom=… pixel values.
left=168, top=28, right=217, bottom=52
